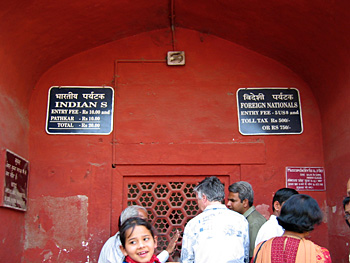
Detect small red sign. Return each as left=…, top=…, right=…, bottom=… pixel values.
left=0, top=149, right=29, bottom=211
left=286, top=167, right=325, bottom=191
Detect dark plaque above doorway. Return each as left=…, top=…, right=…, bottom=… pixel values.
left=46, top=86, right=114, bottom=135
left=236, top=88, right=303, bottom=135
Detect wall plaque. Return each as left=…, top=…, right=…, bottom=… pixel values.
left=46, top=86, right=114, bottom=135
left=286, top=166, right=326, bottom=191
left=236, top=88, right=303, bottom=135
left=0, top=149, right=29, bottom=211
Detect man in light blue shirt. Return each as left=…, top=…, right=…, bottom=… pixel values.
left=180, top=176, right=249, bottom=263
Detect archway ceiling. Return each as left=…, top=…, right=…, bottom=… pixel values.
left=2, top=0, right=349, bottom=99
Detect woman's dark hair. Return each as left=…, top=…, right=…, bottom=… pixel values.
left=277, top=194, right=323, bottom=233
left=119, top=217, right=155, bottom=248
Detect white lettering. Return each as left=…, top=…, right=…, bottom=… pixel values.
left=51, top=116, right=74, bottom=121
left=241, top=111, right=259, bottom=115
left=57, top=123, right=74, bottom=128
left=241, top=119, right=257, bottom=124
left=240, top=102, right=266, bottom=109
left=51, top=109, right=68, bottom=114
left=54, top=101, right=98, bottom=108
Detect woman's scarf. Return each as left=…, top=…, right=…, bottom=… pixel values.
left=124, top=254, right=161, bottom=263
left=252, top=236, right=331, bottom=263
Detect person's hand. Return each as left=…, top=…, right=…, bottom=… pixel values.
left=166, top=230, right=180, bottom=254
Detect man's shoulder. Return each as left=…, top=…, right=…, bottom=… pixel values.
left=100, top=232, right=120, bottom=250
left=261, top=217, right=282, bottom=232
left=247, top=207, right=267, bottom=224
left=266, top=215, right=278, bottom=224
left=226, top=208, right=248, bottom=220
left=208, top=204, right=246, bottom=218
left=251, top=207, right=267, bottom=220
left=187, top=205, right=247, bottom=224
left=212, top=206, right=248, bottom=224
left=255, top=215, right=283, bottom=246
left=98, top=232, right=123, bottom=263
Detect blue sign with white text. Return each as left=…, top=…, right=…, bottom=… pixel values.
left=46, top=86, right=114, bottom=135
left=237, top=88, right=303, bottom=135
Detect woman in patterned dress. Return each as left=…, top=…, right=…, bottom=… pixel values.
left=252, top=194, right=331, bottom=263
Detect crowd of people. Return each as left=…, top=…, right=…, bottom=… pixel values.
left=98, top=176, right=339, bottom=263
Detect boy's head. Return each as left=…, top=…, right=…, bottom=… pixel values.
left=272, top=188, right=299, bottom=216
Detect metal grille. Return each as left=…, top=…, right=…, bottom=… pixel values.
left=125, top=179, right=200, bottom=261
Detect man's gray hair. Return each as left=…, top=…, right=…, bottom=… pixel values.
left=194, top=176, right=225, bottom=202
left=228, top=181, right=254, bottom=206
left=120, top=205, right=147, bottom=225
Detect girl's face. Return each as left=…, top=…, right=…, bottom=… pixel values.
left=120, top=225, right=157, bottom=263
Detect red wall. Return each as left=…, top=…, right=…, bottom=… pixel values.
left=0, top=33, right=30, bottom=263
left=0, top=98, right=28, bottom=262
left=23, top=28, right=329, bottom=262
left=320, top=60, right=350, bottom=262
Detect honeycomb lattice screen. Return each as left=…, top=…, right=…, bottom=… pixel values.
left=125, top=178, right=204, bottom=261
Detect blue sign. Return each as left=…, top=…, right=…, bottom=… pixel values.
left=237, top=88, right=303, bottom=135
left=46, top=86, right=114, bottom=134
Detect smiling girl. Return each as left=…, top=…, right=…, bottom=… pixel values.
left=119, top=217, right=161, bottom=263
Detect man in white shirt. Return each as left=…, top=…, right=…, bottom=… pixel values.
left=180, top=176, right=249, bottom=263
left=98, top=205, right=179, bottom=263
left=254, top=188, right=298, bottom=247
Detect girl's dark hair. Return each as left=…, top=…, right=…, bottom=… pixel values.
left=277, top=194, right=323, bottom=233
left=119, top=217, right=155, bottom=248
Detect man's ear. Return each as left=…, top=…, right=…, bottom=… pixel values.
left=120, top=245, right=128, bottom=256
left=273, top=201, right=282, bottom=212
left=242, top=198, right=249, bottom=208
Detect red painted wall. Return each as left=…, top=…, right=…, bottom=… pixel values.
left=320, top=61, right=350, bottom=262
left=0, top=98, right=28, bottom=261
left=23, top=28, right=329, bottom=262
left=0, top=33, right=30, bottom=263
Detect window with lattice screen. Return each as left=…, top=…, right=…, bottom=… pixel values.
left=124, top=176, right=229, bottom=261
left=125, top=179, right=201, bottom=261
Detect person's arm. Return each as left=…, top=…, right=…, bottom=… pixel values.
left=243, top=221, right=250, bottom=263
left=157, top=250, right=169, bottom=263
left=157, top=230, right=180, bottom=263
left=166, top=230, right=180, bottom=254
